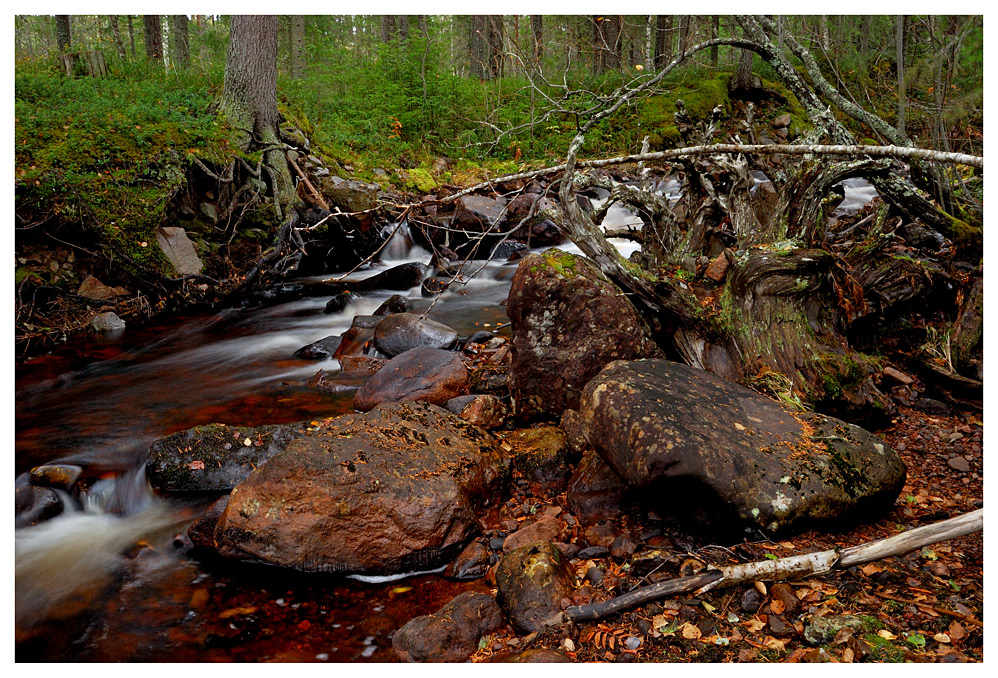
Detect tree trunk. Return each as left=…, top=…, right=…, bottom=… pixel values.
left=55, top=15, right=70, bottom=53
left=678, top=16, right=690, bottom=53
left=169, top=15, right=189, bottom=69
left=710, top=16, right=719, bottom=66
left=531, top=15, right=542, bottom=66
left=222, top=15, right=295, bottom=212
left=143, top=15, right=163, bottom=64
left=397, top=15, right=409, bottom=43
left=110, top=16, right=126, bottom=58
left=896, top=15, right=906, bottom=136
left=290, top=15, right=305, bottom=78
left=593, top=15, right=622, bottom=74
left=486, top=16, right=503, bottom=79
left=127, top=15, right=136, bottom=58
left=470, top=15, right=486, bottom=79
left=654, top=15, right=672, bottom=69
left=380, top=15, right=395, bottom=43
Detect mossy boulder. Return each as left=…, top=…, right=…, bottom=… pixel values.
left=579, top=359, right=906, bottom=535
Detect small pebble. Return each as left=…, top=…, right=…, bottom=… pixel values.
left=624, top=636, right=642, bottom=650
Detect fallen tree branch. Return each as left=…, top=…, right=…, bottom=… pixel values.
left=441, top=143, right=983, bottom=203
left=563, top=509, right=982, bottom=623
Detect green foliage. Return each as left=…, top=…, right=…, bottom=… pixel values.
left=15, top=59, right=229, bottom=274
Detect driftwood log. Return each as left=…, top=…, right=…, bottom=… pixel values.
left=563, top=509, right=983, bottom=623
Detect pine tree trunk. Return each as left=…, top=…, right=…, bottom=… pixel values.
left=222, top=15, right=295, bottom=211
left=486, top=16, right=503, bottom=79
left=380, top=15, right=395, bottom=43
left=127, top=15, right=135, bottom=57
left=470, top=15, right=486, bottom=79
left=654, top=15, right=672, bottom=69
left=531, top=15, right=542, bottom=66
left=896, top=15, right=906, bottom=135
left=143, top=15, right=163, bottom=64
left=169, top=15, right=189, bottom=69
left=55, top=15, right=70, bottom=53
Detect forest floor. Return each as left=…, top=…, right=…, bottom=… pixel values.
left=472, top=404, right=984, bottom=663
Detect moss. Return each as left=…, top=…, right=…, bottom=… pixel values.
left=863, top=633, right=907, bottom=662
left=538, top=249, right=579, bottom=279
left=404, top=167, right=438, bottom=193
left=636, top=71, right=732, bottom=148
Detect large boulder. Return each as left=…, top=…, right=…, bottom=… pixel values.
left=353, top=347, right=469, bottom=412
left=506, top=249, right=663, bottom=421
left=320, top=175, right=379, bottom=213
left=211, top=402, right=509, bottom=576
left=373, top=312, right=460, bottom=357
left=357, top=262, right=428, bottom=293
left=146, top=421, right=313, bottom=492
left=452, top=195, right=506, bottom=232
left=579, top=360, right=907, bottom=535
left=392, top=591, right=504, bottom=662
left=155, top=226, right=203, bottom=276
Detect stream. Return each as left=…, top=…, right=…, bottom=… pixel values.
left=13, top=177, right=875, bottom=661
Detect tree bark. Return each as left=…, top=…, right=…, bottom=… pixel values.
left=380, top=15, right=395, bottom=43
left=678, top=16, right=690, bottom=53
left=470, top=15, right=486, bottom=79
left=710, top=16, right=719, bottom=66
left=486, top=16, right=503, bottom=79
left=397, top=15, right=409, bottom=43
left=127, top=15, right=135, bottom=58
left=143, top=15, right=163, bottom=64
left=654, top=16, right=672, bottom=69
left=530, top=15, right=543, bottom=66
left=55, top=15, right=70, bottom=53
left=290, top=15, right=305, bottom=78
left=896, top=15, right=906, bottom=136
left=222, top=15, right=295, bottom=212
left=169, top=15, right=189, bottom=69
left=110, top=16, right=126, bottom=58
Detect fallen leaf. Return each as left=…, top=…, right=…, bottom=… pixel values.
left=734, top=422, right=747, bottom=431
left=755, top=581, right=767, bottom=596
left=934, top=633, right=951, bottom=644
left=948, top=621, right=966, bottom=640
left=744, top=618, right=766, bottom=632
left=218, top=605, right=257, bottom=619
left=770, top=599, right=786, bottom=615
left=189, top=460, right=205, bottom=470
left=861, top=563, right=882, bottom=576
left=763, top=636, right=786, bottom=651
left=842, top=647, right=855, bottom=663
left=681, top=623, right=702, bottom=640
left=877, top=629, right=897, bottom=641
left=243, top=437, right=253, bottom=446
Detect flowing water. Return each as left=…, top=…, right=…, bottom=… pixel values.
left=14, top=176, right=877, bottom=661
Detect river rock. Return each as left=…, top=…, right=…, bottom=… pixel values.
left=156, top=226, right=203, bottom=276
left=579, top=360, right=907, bottom=534
left=92, top=311, right=125, bottom=332
left=506, top=249, right=663, bottom=421
left=294, top=334, right=342, bottom=359
left=445, top=394, right=508, bottom=430
left=339, top=355, right=387, bottom=374
left=452, top=195, right=506, bottom=232
left=374, top=294, right=409, bottom=316
left=392, top=591, right=504, bottom=662
left=443, top=540, right=490, bottom=580
left=320, top=175, right=379, bottom=213
left=324, top=291, right=361, bottom=315
left=358, top=262, right=427, bottom=293
left=332, top=326, right=374, bottom=360
left=566, top=449, right=628, bottom=526
left=76, top=275, right=120, bottom=301
left=502, top=516, right=563, bottom=552
left=507, top=426, right=571, bottom=495
left=146, top=421, right=314, bottom=492
left=212, top=402, right=508, bottom=576
left=373, top=312, right=460, bottom=357
left=496, top=542, right=576, bottom=633
left=487, top=649, right=571, bottom=663
left=15, top=472, right=64, bottom=528
left=353, top=347, right=469, bottom=412
left=189, top=495, right=229, bottom=548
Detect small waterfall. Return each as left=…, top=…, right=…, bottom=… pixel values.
left=15, top=467, right=186, bottom=630
left=379, top=219, right=415, bottom=262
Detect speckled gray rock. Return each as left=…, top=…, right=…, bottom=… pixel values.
left=579, top=360, right=906, bottom=535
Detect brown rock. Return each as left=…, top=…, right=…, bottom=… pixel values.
left=704, top=251, right=731, bottom=282
left=28, top=464, right=82, bottom=491
left=487, top=649, right=571, bottom=662
left=948, top=456, right=971, bottom=473
left=773, top=113, right=792, bottom=128
left=503, top=516, right=563, bottom=552
left=560, top=409, right=590, bottom=456
left=752, top=180, right=779, bottom=229
left=508, top=426, right=571, bottom=495
left=882, top=366, right=914, bottom=386
left=213, top=402, right=508, bottom=576
left=443, top=540, right=490, bottom=580
left=76, top=275, right=119, bottom=300
left=189, top=495, right=229, bottom=548
left=338, top=355, right=388, bottom=374
left=507, top=249, right=662, bottom=421
left=392, top=591, right=504, bottom=662
left=770, top=582, right=802, bottom=616
left=353, top=347, right=469, bottom=412
left=496, top=542, right=576, bottom=633
left=566, top=449, right=627, bottom=526
left=332, top=326, right=374, bottom=360
left=373, top=313, right=460, bottom=357
left=584, top=520, right=618, bottom=548
left=445, top=394, right=508, bottom=430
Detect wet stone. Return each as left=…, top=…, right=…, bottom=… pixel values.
left=293, top=335, right=341, bottom=359
left=324, top=291, right=360, bottom=315
left=392, top=591, right=504, bottom=663
left=29, top=464, right=83, bottom=491
left=496, top=542, right=576, bottom=633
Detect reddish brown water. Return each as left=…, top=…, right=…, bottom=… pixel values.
left=14, top=247, right=516, bottom=662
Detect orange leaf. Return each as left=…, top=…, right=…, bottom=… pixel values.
left=770, top=599, right=786, bottom=615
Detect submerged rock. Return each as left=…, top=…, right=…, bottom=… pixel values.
left=579, top=360, right=907, bottom=534
left=293, top=334, right=342, bottom=359
left=392, top=591, right=504, bottom=662
left=373, top=312, right=460, bottom=357
left=506, top=249, right=662, bottom=421
left=212, top=402, right=508, bottom=576
left=353, top=347, right=469, bottom=412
